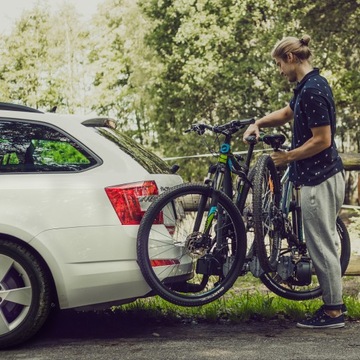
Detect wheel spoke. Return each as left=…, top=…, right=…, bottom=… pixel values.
left=0, top=311, right=10, bottom=335
left=0, top=255, right=13, bottom=281
left=137, top=184, right=246, bottom=306
left=1, top=287, right=32, bottom=306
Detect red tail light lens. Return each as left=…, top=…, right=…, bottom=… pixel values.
left=105, top=181, right=162, bottom=225
left=151, top=259, right=180, bottom=267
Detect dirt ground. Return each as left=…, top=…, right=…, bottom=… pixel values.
left=3, top=308, right=360, bottom=360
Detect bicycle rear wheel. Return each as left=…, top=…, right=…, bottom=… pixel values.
left=252, top=154, right=282, bottom=272
left=260, top=217, right=351, bottom=300
left=137, top=183, right=247, bottom=307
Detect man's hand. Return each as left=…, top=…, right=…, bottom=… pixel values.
left=270, top=150, right=290, bottom=167
left=243, top=123, right=260, bottom=143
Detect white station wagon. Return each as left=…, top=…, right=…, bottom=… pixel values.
left=0, top=103, right=183, bottom=348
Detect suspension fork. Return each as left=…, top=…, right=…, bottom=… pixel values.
left=194, top=132, right=233, bottom=250
left=193, top=162, right=226, bottom=234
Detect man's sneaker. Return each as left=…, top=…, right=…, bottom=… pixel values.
left=314, top=304, right=347, bottom=316
left=296, top=311, right=345, bottom=329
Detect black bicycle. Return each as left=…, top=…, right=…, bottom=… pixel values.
left=136, top=118, right=257, bottom=306
left=252, top=134, right=351, bottom=300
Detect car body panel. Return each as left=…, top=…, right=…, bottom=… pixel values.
left=31, top=226, right=152, bottom=309
left=0, top=109, right=183, bottom=310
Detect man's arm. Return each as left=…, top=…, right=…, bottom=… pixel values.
left=243, top=105, right=293, bottom=142
left=271, top=125, right=332, bottom=167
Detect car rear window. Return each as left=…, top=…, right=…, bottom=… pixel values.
left=93, top=127, right=171, bottom=174
left=0, top=119, right=98, bottom=173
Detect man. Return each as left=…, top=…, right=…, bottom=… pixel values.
left=243, top=35, right=346, bottom=328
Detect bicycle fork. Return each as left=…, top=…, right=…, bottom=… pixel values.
left=194, top=164, right=234, bottom=276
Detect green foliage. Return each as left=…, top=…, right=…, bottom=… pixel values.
left=88, top=0, right=163, bottom=145
left=0, top=0, right=359, bottom=181
left=296, top=0, right=360, bottom=152
left=33, top=140, right=90, bottom=165
left=344, top=296, right=360, bottom=320
left=115, top=273, right=360, bottom=323
left=137, top=0, right=359, bottom=179
left=139, top=0, right=281, bottom=152
left=2, top=152, right=19, bottom=165
left=116, top=292, right=360, bottom=323
left=0, top=3, right=91, bottom=113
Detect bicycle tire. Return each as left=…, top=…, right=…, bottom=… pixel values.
left=237, top=166, right=256, bottom=215
left=235, top=167, right=257, bottom=263
left=137, top=183, right=247, bottom=307
left=260, top=217, right=351, bottom=300
left=252, top=154, right=281, bottom=272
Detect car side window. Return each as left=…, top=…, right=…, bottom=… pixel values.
left=0, top=119, right=98, bottom=173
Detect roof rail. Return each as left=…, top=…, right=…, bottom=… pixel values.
left=0, top=102, right=43, bottom=113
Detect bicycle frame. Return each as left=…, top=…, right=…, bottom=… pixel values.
left=200, top=137, right=248, bottom=237
left=189, top=119, right=256, bottom=251
left=210, top=133, right=255, bottom=197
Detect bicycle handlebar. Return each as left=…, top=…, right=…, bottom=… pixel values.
left=185, top=120, right=289, bottom=151
left=185, top=118, right=255, bottom=136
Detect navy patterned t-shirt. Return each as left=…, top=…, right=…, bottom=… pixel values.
left=289, top=68, right=343, bottom=186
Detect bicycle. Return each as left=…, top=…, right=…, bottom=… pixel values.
left=136, top=118, right=258, bottom=307
left=136, top=123, right=351, bottom=306
left=251, top=134, right=351, bottom=300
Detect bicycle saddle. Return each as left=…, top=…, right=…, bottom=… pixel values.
left=262, top=134, right=286, bottom=150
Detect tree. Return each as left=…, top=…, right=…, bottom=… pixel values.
left=0, top=0, right=358, bottom=189
left=137, top=0, right=298, bottom=179
left=89, top=0, right=163, bottom=145
left=0, top=6, right=52, bottom=109
left=136, top=0, right=359, bottom=181
left=0, top=3, right=91, bottom=113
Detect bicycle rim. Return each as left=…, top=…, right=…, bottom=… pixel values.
left=137, top=183, right=247, bottom=307
left=260, top=217, right=351, bottom=300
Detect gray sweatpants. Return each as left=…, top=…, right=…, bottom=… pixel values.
left=300, top=171, right=345, bottom=309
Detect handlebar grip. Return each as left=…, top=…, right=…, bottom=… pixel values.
left=231, top=118, right=255, bottom=127
left=245, top=135, right=257, bottom=143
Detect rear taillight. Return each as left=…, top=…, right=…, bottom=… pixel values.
left=151, top=259, right=180, bottom=267
left=105, top=181, right=162, bottom=225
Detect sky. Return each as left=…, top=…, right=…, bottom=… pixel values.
left=0, top=0, right=105, bottom=34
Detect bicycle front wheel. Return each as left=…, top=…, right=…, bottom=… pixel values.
left=260, top=217, right=351, bottom=300
left=137, top=183, right=247, bottom=307
left=252, top=154, right=282, bottom=272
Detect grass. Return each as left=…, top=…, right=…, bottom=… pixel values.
left=113, top=274, right=360, bottom=324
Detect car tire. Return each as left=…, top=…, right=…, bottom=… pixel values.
left=0, top=239, right=53, bottom=349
